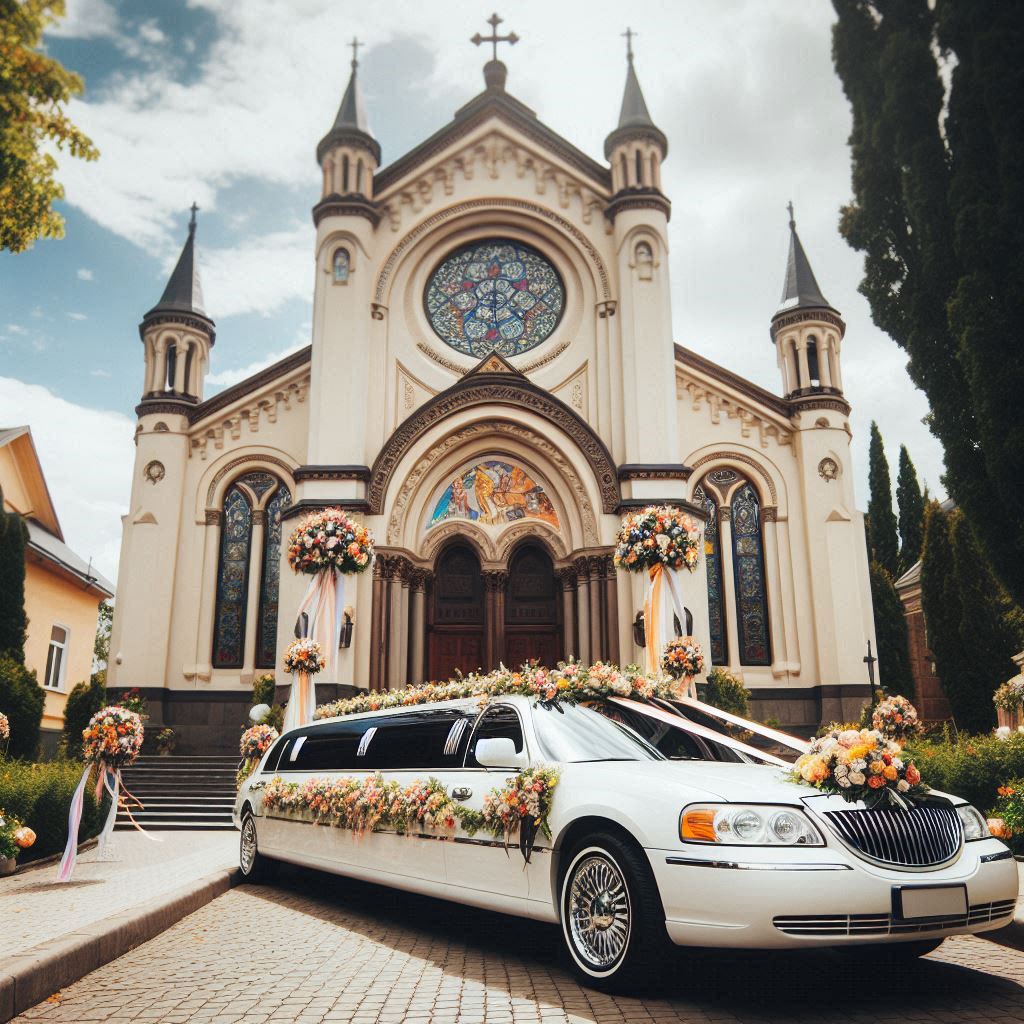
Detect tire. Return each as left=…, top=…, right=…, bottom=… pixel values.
left=239, top=810, right=275, bottom=883
left=559, top=831, right=674, bottom=992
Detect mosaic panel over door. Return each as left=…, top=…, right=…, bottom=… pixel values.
left=427, top=459, right=559, bottom=531
left=730, top=481, right=771, bottom=666
left=423, top=239, right=565, bottom=358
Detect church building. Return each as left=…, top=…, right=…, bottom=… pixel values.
left=108, top=27, right=876, bottom=751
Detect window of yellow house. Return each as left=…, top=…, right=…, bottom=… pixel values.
left=44, top=624, right=69, bottom=690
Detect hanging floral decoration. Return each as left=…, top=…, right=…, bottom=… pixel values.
left=792, top=727, right=928, bottom=810
left=871, top=695, right=922, bottom=746
left=237, top=724, right=279, bottom=788
left=613, top=505, right=701, bottom=573
left=0, top=711, right=9, bottom=745
left=283, top=638, right=325, bottom=676
left=260, top=767, right=560, bottom=862
left=286, top=508, right=374, bottom=576
left=994, top=679, right=1024, bottom=712
left=661, top=636, right=705, bottom=681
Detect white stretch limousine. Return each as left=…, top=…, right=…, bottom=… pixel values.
left=234, top=696, right=1018, bottom=989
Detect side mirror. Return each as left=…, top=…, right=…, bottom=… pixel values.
left=475, top=737, right=527, bottom=770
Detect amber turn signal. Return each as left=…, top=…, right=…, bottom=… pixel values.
left=680, top=808, right=717, bottom=843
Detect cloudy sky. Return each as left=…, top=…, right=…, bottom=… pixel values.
left=0, top=0, right=945, bottom=582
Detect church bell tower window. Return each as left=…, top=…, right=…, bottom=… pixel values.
left=333, top=248, right=350, bottom=284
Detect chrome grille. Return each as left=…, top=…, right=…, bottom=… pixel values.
left=821, top=804, right=962, bottom=867
left=774, top=899, right=1016, bottom=937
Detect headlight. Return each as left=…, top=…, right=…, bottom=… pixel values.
left=956, top=804, right=990, bottom=841
left=680, top=803, right=824, bottom=846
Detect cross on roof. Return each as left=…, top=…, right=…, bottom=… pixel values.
left=349, top=36, right=362, bottom=69
left=787, top=200, right=795, bottom=227
left=189, top=201, right=199, bottom=231
left=471, top=12, right=519, bottom=62
left=622, top=27, right=637, bottom=62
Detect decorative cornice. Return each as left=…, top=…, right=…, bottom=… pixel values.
left=139, top=311, right=216, bottom=345
left=788, top=393, right=852, bottom=416
left=368, top=369, right=620, bottom=515
left=312, top=193, right=382, bottom=228
left=604, top=187, right=671, bottom=224
left=204, top=509, right=222, bottom=525
left=615, top=497, right=709, bottom=522
left=675, top=344, right=791, bottom=419
left=190, top=346, right=312, bottom=426
left=293, top=464, right=371, bottom=483
left=135, top=397, right=196, bottom=418
left=316, top=129, right=381, bottom=167
left=617, top=463, right=692, bottom=482
left=280, top=497, right=370, bottom=522
left=604, top=124, right=668, bottom=160
left=770, top=306, right=846, bottom=340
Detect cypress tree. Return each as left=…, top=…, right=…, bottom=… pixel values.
left=0, top=485, right=28, bottom=663
left=866, top=422, right=899, bottom=574
left=896, top=446, right=925, bottom=573
left=832, top=0, right=1024, bottom=604
left=868, top=561, right=914, bottom=698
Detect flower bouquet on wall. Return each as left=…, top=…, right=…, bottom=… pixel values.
left=614, top=506, right=702, bottom=677
left=58, top=705, right=153, bottom=881
left=281, top=638, right=325, bottom=734
left=237, top=724, right=279, bottom=788
left=792, top=727, right=927, bottom=810
left=661, top=636, right=706, bottom=700
left=871, top=695, right=923, bottom=746
left=994, top=675, right=1024, bottom=730
left=286, top=508, right=374, bottom=716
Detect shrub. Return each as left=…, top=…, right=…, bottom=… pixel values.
left=0, top=758, right=107, bottom=862
left=991, top=782, right=1024, bottom=856
left=904, top=729, right=1024, bottom=812
left=0, top=654, right=44, bottom=760
left=60, top=675, right=107, bottom=760
left=252, top=674, right=276, bottom=707
left=701, top=669, right=751, bottom=718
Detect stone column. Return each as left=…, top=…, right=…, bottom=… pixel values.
left=558, top=567, right=577, bottom=660
left=369, top=559, right=385, bottom=692
left=588, top=556, right=606, bottom=660
left=601, top=556, right=619, bottom=664
left=817, top=342, right=833, bottom=388
left=386, top=558, right=409, bottom=691
left=152, top=337, right=168, bottom=393
left=398, top=561, right=411, bottom=686
left=173, top=340, right=188, bottom=394
left=409, top=570, right=428, bottom=685
left=242, top=508, right=266, bottom=675
left=761, top=508, right=787, bottom=673
left=796, top=337, right=810, bottom=391
left=194, top=510, right=222, bottom=678
left=718, top=508, right=742, bottom=668
left=574, top=557, right=591, bottom=663
left=483, top=570, right=508, bottom=670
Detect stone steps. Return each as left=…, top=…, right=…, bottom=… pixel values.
left=116, top=755, right=238, bottom=832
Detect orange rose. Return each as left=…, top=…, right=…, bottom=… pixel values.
left=867, top=775, right=885, bottom=789
left=905, top=764, right=921, bottom=786
left=883, top=764, right=898, bottom=781
left=869, top=761, right=885, bottom=775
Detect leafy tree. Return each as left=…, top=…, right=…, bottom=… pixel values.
left=92, top=600, right=112, bottom=674
left=0, top=653, right=44, bottom=759
left=0, top=485, right=28, bottom=662
left=896, top=445, right=925, bottom=572
left=832, top=0, right=1024, bottom=604
left=0, top=0, right=99, bottom=252
left=868, top=561, right=913, bottom=697
left=866, top=422, right=899, bottom=574
left=60, top=674, right=106, bottom=760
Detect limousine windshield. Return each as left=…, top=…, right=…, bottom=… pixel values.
left=531, top=702, right=665, bottom=762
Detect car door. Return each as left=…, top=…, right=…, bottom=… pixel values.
left=439, top=703, right=534, bottom=904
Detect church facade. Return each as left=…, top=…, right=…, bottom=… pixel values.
left=108, top=39, right=876, bottom=751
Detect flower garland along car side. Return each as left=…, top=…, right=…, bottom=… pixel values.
left=260, top=767, right=559, bottom=861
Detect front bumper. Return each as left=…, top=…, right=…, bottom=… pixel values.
left=648, top=839, right=1018, bottom=948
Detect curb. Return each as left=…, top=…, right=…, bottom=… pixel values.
left=0, top=867, right=241, bottom=1023
left=8, top=839, right=99, bottom=876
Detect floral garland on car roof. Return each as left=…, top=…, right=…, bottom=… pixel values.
left=259, top=767, right=559, bottom=861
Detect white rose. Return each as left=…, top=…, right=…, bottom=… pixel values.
left=837, top=777, right=852, bottom=788
left=897, top=780, right=910, bottom=793
left=849, top=772, right=866, bottom=786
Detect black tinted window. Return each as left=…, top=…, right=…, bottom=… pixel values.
left=261, top=736, right=291, bottom=774
left=361, top=709, right=476, bottom=770
left=466, top=705, right=524, bottom=767
left=605, top=705, right=705, bottom=760
left=280, top=719, right=375, bottom=772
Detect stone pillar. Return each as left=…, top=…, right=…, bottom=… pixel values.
left=761, top=508, right=788, bottom=675
left=386, top=558, right=409, bottom=691
left=409, top=570, right=427, bottom=685
left=369, top=560, right=385, bottom=692
left=173, top=340, right=187, bottom=394
left=817, top=343, right=833, bottom=388
left=718, top=508, right=742, bottom=668
left=574, top=557, right=591, bottom=663
left=483, top=570, right=508, bottom=670
left=242, top=509, right=266, bottom=675
left=193, top=510, right=222, bottom=679
left=398, top=563, right=411, bottom=686
left=601, top=556, right=619, bottom=665
left=558, top=567, right=577, bottom=660
left=588, top=556, right=606, bottom=660
left=796, top=338, right=810, bottom=391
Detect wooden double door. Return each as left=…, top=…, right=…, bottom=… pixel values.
left=427, top=542, right=561, bottom=679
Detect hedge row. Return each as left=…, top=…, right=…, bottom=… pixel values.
left=0, top=758, right=108, bottom=863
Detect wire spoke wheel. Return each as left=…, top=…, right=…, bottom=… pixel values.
left=567, top=853, right=631, bottom=969
left=240, top=815, right=258, bottom=875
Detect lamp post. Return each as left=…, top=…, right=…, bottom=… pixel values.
left=863, top=640, right=877, bottom=705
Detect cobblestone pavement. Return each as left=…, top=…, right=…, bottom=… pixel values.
left=12, top=863, right=1024, bottom=1024
left=0, top=832, right=237, bottom=959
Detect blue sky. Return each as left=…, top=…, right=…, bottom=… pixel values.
left=0, top=0, right=947, bottom=582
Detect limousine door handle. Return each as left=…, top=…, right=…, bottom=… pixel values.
left=452, top=786, right=473, bottom=801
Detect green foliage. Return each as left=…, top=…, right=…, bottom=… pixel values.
left=0, top=654, right=44, bottom=760
left=0, top=808, right=20, bottom=859
left=116, top=687, right=148, bottom=718
left=92, top=601, right=112, bottom=673
left=992, top=782, right=1024, bottom=855
left=905, top=730, right=1024, bottom=814
left=869, top=562, right=914, bottom=697
left=0, top=486, right=28, bottom=661
left=60, top=675, right=106, bottom=760
left=832, top=0, right=1024, bottom=605
left=896, top=446, right=925, bottom=572
left=252, top=674, right=276, bottom=707
left=0, top=0, right=99, bottom=252
left=702, top=669, right=751, bottom=718
left=263, top=704, right=284, bottom=733
left=0, top=758, right=107, bottom=861
left=155, top=727, right=176, bottom=754
left=866, top=422, right=899, bottom=573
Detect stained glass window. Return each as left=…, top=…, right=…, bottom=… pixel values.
left=212, top=485, right=253, bottom=668
left=255, top=483, right=291, bottom=668
left=333, top=248, right=350, bottom=283
left=730, top=481, right=771, bottom=666
left=423, top=239, right=565, bottom=358
left=694, top=484, right=727, bottom=665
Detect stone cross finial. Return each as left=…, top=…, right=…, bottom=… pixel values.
left=622, top=27, right=636, bottom=62
left=471, top=12, right=519, bottom=62
left=349, top=36, right=362, bottom=69
left=787, top=200, right=795, bottom=228
left=189, top=201, right=199, bottom=231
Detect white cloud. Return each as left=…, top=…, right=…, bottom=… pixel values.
left=45, top=0, right=118, bottom=40
left=90, top=369, right=112, bottom=377
left=7, top=324, right=27, bottom=335
left=137, top=20, right=166, bottom=45
left=77, top=268, right=94, bottom=281
left=0, top=378, right=133, bottom=582
left=67, top=312, right=88, bottom=321
left=207, top=340, right=307, bottom=388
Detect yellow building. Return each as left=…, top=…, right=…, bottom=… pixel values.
left=0, top=427, right=114, bottom=754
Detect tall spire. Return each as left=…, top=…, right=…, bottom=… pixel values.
left=317, top=38, right=381, bottom=167
left=144, top=203, right=209, bottom=323
left=604, top=30, right=667, bottom=160
left=776, top=202, right=833, bottom=314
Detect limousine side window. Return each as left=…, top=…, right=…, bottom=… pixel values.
left=261, top=736, right=292, bottom=774
left=465, top=705, right=525, bottom=768
left=281, top=719, right=376, bottom=772
left=360, top=709, right=476, bottom=770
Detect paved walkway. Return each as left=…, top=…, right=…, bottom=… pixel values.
left=0, top=832, right=237, bottom=960
left=12, top=862, right=1024, bottom=1024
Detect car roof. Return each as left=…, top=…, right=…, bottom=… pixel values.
left=300, top=693, right=529, bottom=731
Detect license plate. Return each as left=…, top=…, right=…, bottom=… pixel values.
left=896, top=885, right=967, bottom=921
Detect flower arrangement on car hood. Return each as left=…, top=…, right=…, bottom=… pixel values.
left=793, top=727, right=927, bottom=810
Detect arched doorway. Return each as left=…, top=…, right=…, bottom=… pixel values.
left=504, top=543, right=560, bottom=668
left=427, top=543, right=485, bottom=679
